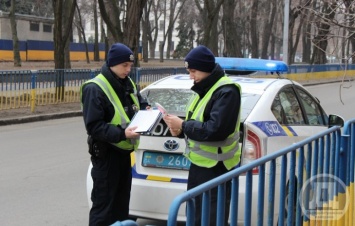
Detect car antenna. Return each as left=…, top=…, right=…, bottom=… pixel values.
left=276, top=71, right=285, bottom=79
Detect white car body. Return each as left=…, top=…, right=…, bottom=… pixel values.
left=87, top=58, right=337, bottom=225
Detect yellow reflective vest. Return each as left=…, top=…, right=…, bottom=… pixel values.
left=184, top=76, right=241, bottom=170
left=81, top=74, right=140, bottom=151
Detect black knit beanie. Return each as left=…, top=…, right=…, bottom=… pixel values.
left=184, top=45, right=215, bottom=72
left=107, top=43, right=134, bottom=67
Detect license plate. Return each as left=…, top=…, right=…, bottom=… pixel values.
left=142, top=151, right=191, bottom=170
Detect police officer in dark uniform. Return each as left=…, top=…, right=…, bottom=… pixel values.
left=81, top=43, right=149, bottom=226
left=163, top=45, right=241, bottom=225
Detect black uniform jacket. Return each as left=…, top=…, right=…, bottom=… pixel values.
left=181, top=63, right=241, bottom=142
left=82, top=64, right=148, bottom=149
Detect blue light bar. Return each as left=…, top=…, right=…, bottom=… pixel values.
left=215, top=57, right=288, bottom=72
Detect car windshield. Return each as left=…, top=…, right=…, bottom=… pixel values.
left=141, top=88, right=261, bottom=121
left=142, top=89, right=194, bottom=115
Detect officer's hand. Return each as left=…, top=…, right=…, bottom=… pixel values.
left=125, top=126, right=140, bottom=139
left=163, top=114, right=183, bottom=135
left=163, top=114, right=183, bottom=129
left=169, top=128, right=182, bottom=137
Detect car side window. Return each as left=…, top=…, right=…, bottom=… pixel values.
left=271, top=94, right=287, bottom=124
left=296, top=88, right=326, bottom=126
left=271, top=87, right=304, bottom=125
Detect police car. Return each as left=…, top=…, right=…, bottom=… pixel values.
left=86, top=58, right=343, bottom=224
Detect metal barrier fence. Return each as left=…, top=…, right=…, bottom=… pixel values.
left=137, top=67, right=187, bottom=89
left=0, top=67, right=185, bottom=111
left=342, top=119, right=355, bottom=226
left=2, top=63, right=355, bottom=112
left=167, top=120, right=355, bottom=226
left=1, top=63, right=355, bottom=111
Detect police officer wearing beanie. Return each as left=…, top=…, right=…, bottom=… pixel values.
left=81, top=43, right=149, bottom=226
left=163, top=45, right=241, bottom=225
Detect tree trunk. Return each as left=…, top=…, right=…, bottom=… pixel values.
left=311, top=2, right=336, bottom=64
left=52, top=0, right=76, bottom=101
left=53, top=0, right=76, bottom=69
left=250, top=0, right=258, bottom=58
left=195, top=0, right=224, bottom=55
left=270, top=33, right=275, bottom=60
left=302, top=18, right=312, bottom=63
left=10, top=0, right=21, bottom=67
left=64, top=34, right=71, bottom=69
left=142, top=2, right=150, bottom=62
left=222, top=0, right=242, bottom=57
left=159, top=0, right=186, bottom=61
left=98, top=0, right=147, bottom=66
left=159, top=0, right=167, bottom=62
left=98, top=0, right=122, bottom=43
left=93, top=0, right=100, bottom=61
left=124, top=0, right=147, bottom=66
left=75, top=3, right=90, bottom=63
left=261, top=0, right=276, bottom=59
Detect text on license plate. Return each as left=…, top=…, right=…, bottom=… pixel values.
left=142, top=151, right=191, bottom=170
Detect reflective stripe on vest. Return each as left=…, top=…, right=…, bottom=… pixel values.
left=188, top=132, right=240, bottom=161
left=184, top=76, right=241, bottom=169
left=81, top=74, right=140, bottom=150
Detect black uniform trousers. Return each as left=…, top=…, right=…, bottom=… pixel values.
left=89, top=147, right=132, bottom=226
left=187, top=161, right=231, bottom=226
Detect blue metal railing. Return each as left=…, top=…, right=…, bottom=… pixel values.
left=167, top=123, right=355, bottom=226
left=0, top=67, right=185, bottom=110
left=1, top=63, right=355, bottom=111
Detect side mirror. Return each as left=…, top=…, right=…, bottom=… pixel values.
left=328, top=114, right=344, bottom=128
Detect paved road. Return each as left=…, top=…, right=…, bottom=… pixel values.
left=0, top=118, right=88, bottom=226
left=0, top=118, right=177, bottom=225
left=306, top=81, right=355, bottom=121
left=0, top=82, right=354, bottom=226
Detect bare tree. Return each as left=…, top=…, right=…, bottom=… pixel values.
left=52, top=0, right=76, bottom=69
left=260, top=0, right=277, bottom=59
left=222, top=0, right=242, bottom=57
left=31, top=0, right=53, bottom=17
left=146, top=0, right=164, bottom=59
left=301, top=0, right=315, bottom=63
left=98, top=0, right=147, bottom=66
left=124, top=0, right=147, bottom=64
left=250, top=0, right=259, bottom=58
left=342, top=0, right=355, bottom=63
left=141, top=0, right=151, bottom=62
left=286, top=0, right=312, bottom=64
left=194, top=0, right=224, bottom=54
left=93, top=0, right=100, bottom=61
left=159, top=0, right=187, bottom=62
left=74, top=2, right=90, bottom=63
left=9, top=0, right=21, bottom=67
left=52, top=0, right=76, bottom=101
left=310, top=1, right=337, bottom=64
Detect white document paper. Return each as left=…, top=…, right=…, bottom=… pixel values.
left=128, top=109, right=162, bottom=133
left=155, top=102, right=168, bottom=116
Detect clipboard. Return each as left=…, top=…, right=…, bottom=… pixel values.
left=129, top=109, right=162, bottom=133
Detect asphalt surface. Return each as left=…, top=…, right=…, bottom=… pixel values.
left=0, top=78, right=348, bottom=126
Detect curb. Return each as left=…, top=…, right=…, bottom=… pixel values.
left=0, top=111, right=82, bottom=126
